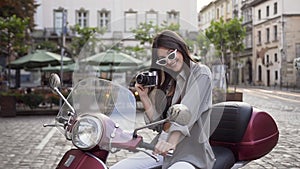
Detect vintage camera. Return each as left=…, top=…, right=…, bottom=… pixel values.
left=135, top=71, right=158, bottom=87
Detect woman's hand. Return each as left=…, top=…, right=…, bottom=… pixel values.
left=135, top=83, right=149, bottom=99
left=153, top=140, right=176, bottom=156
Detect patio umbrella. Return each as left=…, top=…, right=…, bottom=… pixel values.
left=82, top=50, right=143, bottom=67
left=41, top=63, right=76, bottom=72
left=79, top=50, right=143, bottom=81
left=8, top=50, right=73, bottom=69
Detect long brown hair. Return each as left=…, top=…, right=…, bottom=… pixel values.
left=150, top=30, right=194, bottom=91
left=149, top=30, right=195, bottom=118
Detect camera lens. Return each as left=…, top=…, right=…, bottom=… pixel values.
left=136, top=74, right=148, bottom=85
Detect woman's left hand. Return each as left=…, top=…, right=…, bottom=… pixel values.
left=154, top=140, right=176, bottom=156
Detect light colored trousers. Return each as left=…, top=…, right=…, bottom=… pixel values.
left=109, top=152, right=195, bottom=169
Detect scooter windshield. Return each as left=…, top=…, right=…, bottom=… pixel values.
left=73, top=77, right=136, bottom=132
left=56, top=77, right=136, bottom=149
left=55, top=33, right=141, bottom=143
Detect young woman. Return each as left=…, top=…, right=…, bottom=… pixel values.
left=111, top=30, right=215, bottom=169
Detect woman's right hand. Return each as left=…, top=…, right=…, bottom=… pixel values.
left=135, top=83, right=149, bottom=99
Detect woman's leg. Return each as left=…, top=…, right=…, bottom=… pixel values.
left=109, top=152, right=163, bottom=169
left=168, top=161, right=195, bottom=169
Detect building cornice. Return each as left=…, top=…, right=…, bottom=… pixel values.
left=200, top=1, right=215, bottom=12
left=253, top=15, right=281, bottom=26
left=284, top=14, right=300, bottom=17
left=250, top=0, right=265, bottom=7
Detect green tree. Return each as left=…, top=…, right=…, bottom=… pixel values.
left=0, top=15, right=30, bottom=87
left=70, top=24, right=106, bottom=57
left=131, top=21, right=180, bottom=61
left=227, top=17, right=246, bottom=89
left=131, top=21, right=159, bottom=45
left=205, top=17, right=229, bottom=64
left=205, top=17, right=246, bottom=89
left=132, top=21, right=180, bottom=45
left=0, top=0, right=38, bottom=87
left=35, top=41, right=58, bottom=52
left=159, top=21, right=180, bottom=33
left=0, top=0, right=38, bottom=29
left=193, top=32, right=213, bottom=63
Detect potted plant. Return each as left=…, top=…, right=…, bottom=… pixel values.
left=0, top=91, right=17, bottom=117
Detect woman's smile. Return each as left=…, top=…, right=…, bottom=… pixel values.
left=157, top=47, right=183, bottom=72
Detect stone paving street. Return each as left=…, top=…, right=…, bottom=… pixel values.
left=238, top=87, right=300, bottom=169
left=0, top=86, right=300, bottom=169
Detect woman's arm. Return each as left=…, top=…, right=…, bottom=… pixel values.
left=135, top=83, right=155, bottom=120
left=140, top=94, right=155, bottom=120
left=154, top=131, right=181, bottom=155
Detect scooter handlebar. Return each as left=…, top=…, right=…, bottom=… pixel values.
left=138, top=142, right=155, bottom=150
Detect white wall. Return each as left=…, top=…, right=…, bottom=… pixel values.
left=34, top=0, right=198, bottom=32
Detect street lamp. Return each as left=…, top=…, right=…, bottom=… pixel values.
left=60, top=8, right=67, bottom=87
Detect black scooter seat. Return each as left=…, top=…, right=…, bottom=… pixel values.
left=212, top=146, right=235, bottom=169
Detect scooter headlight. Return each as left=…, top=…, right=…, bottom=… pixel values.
left=72, top=115, right=103, bottom=150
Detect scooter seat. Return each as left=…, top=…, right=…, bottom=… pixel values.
left=212, top=146, right=235, bottom=169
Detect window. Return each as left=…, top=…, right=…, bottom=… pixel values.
left=245, top=33, right=252, bottom=48
left=125, top=10, right=137, bottom=32
left=217, top=8, right=220, bottom=19
left=258, top=30, right=261, bottom=44
left=274, top=53, right=278, bottom=62
left=227, top=3, right=230, bottom=13
left=274, top=2, right=278, bottom=14
left=274, top=25, right=278, bottom=41
left=221, top=5, right=224, bottom=17
left=167, top=10, right=179, bottom=25
left=258, top=65, right=262, bottom=81
left=296, top=43, right=300, bottom=58
left=266, top=28, right=270, bottom=43
left=266, top=54, right=269, bottom=63
left=258, top=9, right=261, bottom=20
left=146, top=10, right=158, bottom=25
left=243, top=9, right=252, bottom=23
left=266, top=6, right=269, bottom=17
left=98, top=10, right=111, bottom=31
left=76, top=9, right=88, bottom=28
left=54, top=9, right=67, bottom=35
left=275, top=71, right=278, bottom=80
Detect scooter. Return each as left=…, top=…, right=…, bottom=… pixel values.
left=44, top=73, right=279, bottom=169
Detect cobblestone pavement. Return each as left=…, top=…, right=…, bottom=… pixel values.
left=238, top=87, right=300, bottom=169
left=0, top=87, right=300, bottom=169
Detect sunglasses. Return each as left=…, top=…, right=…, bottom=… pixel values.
left=156, top=49, right=177, bottom=66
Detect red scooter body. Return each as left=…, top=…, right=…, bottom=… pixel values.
left=55, top=101, right=278, bottom=169
left=56, top=149, right=109, bottom=169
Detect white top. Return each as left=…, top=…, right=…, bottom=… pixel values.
left=145, top=61, right=216, bottom=169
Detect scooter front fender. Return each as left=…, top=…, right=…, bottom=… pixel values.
left=56, top=149, right=108, bottom=169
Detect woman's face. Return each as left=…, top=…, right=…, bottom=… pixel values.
left=156, top=47, right=183, bottom=72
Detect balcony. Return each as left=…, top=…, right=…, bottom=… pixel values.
left=264, top=61, right=273, bottom=68
left=32, top=28, right=75, bottom=39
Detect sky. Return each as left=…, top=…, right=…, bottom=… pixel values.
left=197, top=0, right=213, bottom=11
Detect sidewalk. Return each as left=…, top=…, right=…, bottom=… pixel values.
left=229, top=84, right=300, bottom=93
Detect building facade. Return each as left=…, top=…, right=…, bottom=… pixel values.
left=240, top=0, right=254, bottom=85
left=199, top=0, right=233, bottom=31
left=33, top=0, right=198, bottom=49
left=252, top=0, right=300, bottom=87
left=199, top=0, right=300, bottom=87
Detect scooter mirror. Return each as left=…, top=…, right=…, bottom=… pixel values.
left=49, top=73, right=61, bottom=89
left=167, top=104, right=191, bottom=125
